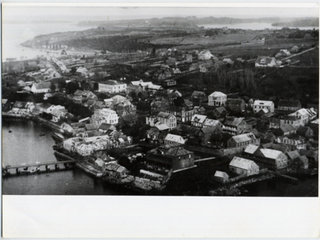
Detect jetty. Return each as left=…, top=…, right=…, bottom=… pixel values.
left=3, top=160, right=76, bottom=176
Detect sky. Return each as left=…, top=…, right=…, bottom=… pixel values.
left=3, top=3, right=319, bottom=23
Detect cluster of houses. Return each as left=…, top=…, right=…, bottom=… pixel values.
left=2, top=40, right=318, bottom=187
left=63, top=133, right=132, bottom=157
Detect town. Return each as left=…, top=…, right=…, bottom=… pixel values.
left=2, top=19, right=319, bottom=195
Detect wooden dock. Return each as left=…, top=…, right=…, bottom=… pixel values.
left=3, top=160, right=76, bottom=176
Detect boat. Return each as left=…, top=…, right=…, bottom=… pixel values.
left=8, top=130, right=12, bottom=133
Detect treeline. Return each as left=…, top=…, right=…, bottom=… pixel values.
left=60, top=35, right=155, bottom=52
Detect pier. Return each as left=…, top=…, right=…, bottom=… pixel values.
left=269, top=171, right=299, bottom=185
left=3, top=160, right=76, bottom=176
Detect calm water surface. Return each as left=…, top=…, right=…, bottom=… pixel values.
left=2, top=120, right=136, bottom=195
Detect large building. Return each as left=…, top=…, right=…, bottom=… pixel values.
left=229, top=156, right=259, bottom=176
left=223, top=117, right=250, bottom=135
left=91, top=108, right=119, bottom=127
left=146, top=112, right=177, bottom=130
left=253, top=100, right=275, bottom=113
left=243, top=144, right=288, bottom=170
left=227, top=132, right=259, bottom=149
left=208, top=91, right=227, bottom=107
left=146, top=144, right=195, bottom=171
left=98, top=80, right=127, bottom=94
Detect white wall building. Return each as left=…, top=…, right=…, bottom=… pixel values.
left=208, top=91, right=227, bottom=106
left=92, top=108, right=119, bottom=127
left=253, top=100, right=275, bottom=113
left=99, top=80, right=127, bottom=94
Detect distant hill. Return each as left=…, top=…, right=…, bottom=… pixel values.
left=79, top=16, right=282, bottom=27
left=272, top=17, right=319, bottom=27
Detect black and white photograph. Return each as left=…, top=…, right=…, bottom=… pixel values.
left=1, top=2, right=319, bottom=238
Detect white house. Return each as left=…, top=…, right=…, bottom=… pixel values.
left=253, top=100, right=275, bottom=113
left=91, top=108, right=119, bottom=127
left=164, top=133, right=186, bottom=145
left=99, top=80, right=127, bottom=94
left=198, top=50, right=217, bottom=60
left=31, top=82, right=51, bottom=93
left=229, top=156, right=259, bottom=176
left=255, top=56, right=281, bottom=67
left=208, top=91, right=227, bottom=106
left=191, top=114, right=207, bottom=128
left=288, top=108, right=317, bottom=126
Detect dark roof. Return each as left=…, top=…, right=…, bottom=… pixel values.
left=226, top=98, right=245, bottom=105
left=104, top=80, right=122, bottom=85
left=278, top=99, right=301, bottom=108
left=158, top=111, right=174, bottom=119
left=262, top=143, right=290, bottom=153
left=296, top=126, right=312, bottom=136
left=191, top=91, right=206, bottom=98
left=149, top=144, right=193, bottom=157
left=224, top=117, right=245, bottom=127
left=287, top=150, right=300, bottom=160
left=214, top=107, right=227, bottom=114
left=99, top=123, right=112, bottom=130
left=280, top=124, right=296, bottom=133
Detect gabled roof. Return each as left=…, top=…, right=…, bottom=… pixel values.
left=229, top=156, right=258, bottom=170
left=280, top=124, right=296, bottom=133
left=255, top=56, right=276, bottom=64
left=158, top=111, right=174, bottom=119
left=191, top=114, right=207, bottom=123
left=214, top=106, right=227, bottom=114
left=230, top=133, right=256, bottom=143
left=253, top=100, right=274, bottom=106
left=191, top=91, right=207, bottom=98
left=164, top=133, right=185, bottom=144
left=278, top=99, right=301, bottom=108
left=224, top=117, right=245, bottom=127
left=244, top=144, right=260, bottom=154
left=287, top=150, right=300, bottom=160
left=155, top=123, right=170, bottom=131
left=260, top=148, right=283, bottom=159
left=214, top=171, right=229, bottom=179
left=103, top=80, right=123, bottom=85
left=209, top=91, right=227, bottom=97
left=32, top=82, right=51, bottom=90
left=203, top=118, right=221, bottom=127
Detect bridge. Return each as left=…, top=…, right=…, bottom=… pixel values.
left=3, top=160, right=76, bottom=176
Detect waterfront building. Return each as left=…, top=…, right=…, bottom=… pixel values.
left=229, top=156, right=259, bottom=176
left=98, top=80, right=127, bottom=94
left=146, top=143, right=195, bottom=171
left=213, top=171, right=229, bottom=183
left=11, top=101, right=35, bottom=114
left=253, top=100, right=274, bottom=113
left=208, top=91, right=227, bottom=107
left=243, top=145, right=288, bottom=170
